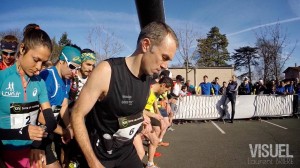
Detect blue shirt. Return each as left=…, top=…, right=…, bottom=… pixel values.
left=245, top=83, right=251, bottom=94
left=276, top=86, right=285, bottom=95
left=0, top=64, right=49, bottom=149
left=212, top=83, right=221, bottom=95
left=285, top=85, right=294, bottom=94
left=39, top=67, right=71, bottom=106
left=200, top=82, right=212, bottom=95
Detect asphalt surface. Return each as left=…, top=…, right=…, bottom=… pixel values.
left=150, top=118, right=300, bottom=168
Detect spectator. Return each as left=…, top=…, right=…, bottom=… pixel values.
left=212, top=77, right=221, bottom=95
left=254, top=79, right=267, bottom=95
left=267, top=80, right=277, bottom=95
left=296, top=79, right=300, bottom=95
left=285, top=80, right=295, bottom=95
left=219, top=81, right=227, bottom=95
left=179, top=85, right=188, bottom=96
left=185, top=80, right=195, bottom=94
left=172, top=75, right=184, bottom=96
left=238, top=77, right=252, bottom=95
left=276, top=81, right=286, bottom=95
left=169, top=75, right=184, bottom=117
left=224, top=75, right=238, bottom=123
left=199, top=75, right=214, bottom=95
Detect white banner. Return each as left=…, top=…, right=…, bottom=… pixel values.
left=174, top=95, right=294, bottom=120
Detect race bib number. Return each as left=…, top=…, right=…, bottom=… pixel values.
left=10, top=101, right=40, bottom=129
left=113, top=113, right=143, bottom=141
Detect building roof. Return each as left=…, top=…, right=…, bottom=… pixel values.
left=283, top=67, right=300, bottom=73
left=169, top=65, right=234, bottom=70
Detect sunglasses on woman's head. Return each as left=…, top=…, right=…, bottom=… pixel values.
left=61, top=52, right=80, bottom=70
left=2, top=51, right=16, bottom=57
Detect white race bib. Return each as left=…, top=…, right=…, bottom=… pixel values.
left=113, top=113, right=143, bottom=141
left=10, top=101, right=40, bottom=129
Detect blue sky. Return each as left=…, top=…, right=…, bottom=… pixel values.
left=1, top=0, right=299, bottom=70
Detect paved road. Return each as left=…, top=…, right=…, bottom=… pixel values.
left=150, top=118, right=300, bottom=168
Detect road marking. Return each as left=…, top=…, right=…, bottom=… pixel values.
left=261, top=120, right=288, bottom=130
left=211, top=121, right=226, bottom=134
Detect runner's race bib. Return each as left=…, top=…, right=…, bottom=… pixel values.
left=10, top=101, right=40, bottom=129
left=113, top=113, right=143, bottom=141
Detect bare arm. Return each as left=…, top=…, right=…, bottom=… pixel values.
left=71, top=61, right=111, bottom=168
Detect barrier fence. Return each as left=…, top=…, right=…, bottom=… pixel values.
left=174, top=95, right=295, bottom=120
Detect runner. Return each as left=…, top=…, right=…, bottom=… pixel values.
left=39, top=44, right=81, bottom=167
left=69, top=48, right=97, bottom=103
left=71, top=21, right=178, bottom=168
left=0, top=35, right=18, bottom=70
left=0, top=24, right=57, bottom=168
left=137, top=76, right=174, bottom=168
left=68, top=48, right=97, bottom=167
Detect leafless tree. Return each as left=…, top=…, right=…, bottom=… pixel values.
left=87, top=26, right=124, bottom=62
left=175, top=24, right=200, bottom=82
left=0, top=28, right=22, bottom=42
left=255, top=23, right=297, bottom=82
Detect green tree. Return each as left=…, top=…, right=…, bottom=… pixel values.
left=231, top=46, right=259, bottom=81
left=0, top=28, right=22, bottom=43
left=196, top=26, right=229, bottom=67
left=51, top=33, right=72, bottom=62
left=58, top=32, right=71, bottom=46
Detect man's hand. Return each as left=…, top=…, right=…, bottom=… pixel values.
left=28, top=125, right=47, bottom=141
left=166, top=103, right=171, bottom=114
left=61, top=127, right=72, bottom=144
left=155, top=114, right=163, bottom=121
left=30, top=149, right=46, bottom=168
left=143, top=115, right=151, bottom=125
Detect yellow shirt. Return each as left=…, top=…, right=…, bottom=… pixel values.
left=157, top=91, right=168, bottom=108
left=144, top=90, right=157, bottom=113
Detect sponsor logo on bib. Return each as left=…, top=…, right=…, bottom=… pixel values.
left=121, top=118, right=129, bottom=127
left=13, top=105, right=22, bottom=113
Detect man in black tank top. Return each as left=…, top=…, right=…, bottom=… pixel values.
left=71, top=21, right=178, bottom=168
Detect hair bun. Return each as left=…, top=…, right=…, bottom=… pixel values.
left=23, top=23, right=41, bottom=36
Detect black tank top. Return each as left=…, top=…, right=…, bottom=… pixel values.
left=87, top=57, right=151, bottom=135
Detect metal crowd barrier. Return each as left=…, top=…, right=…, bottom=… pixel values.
left=173, top=95, right=295, bottom=120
